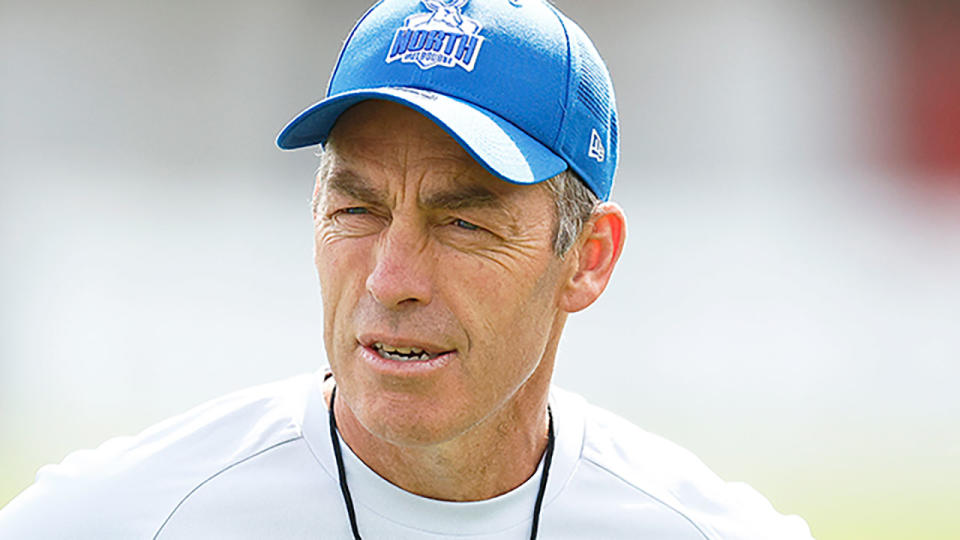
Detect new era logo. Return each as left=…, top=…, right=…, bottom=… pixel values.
left=588, top=129, right=605, bottom=163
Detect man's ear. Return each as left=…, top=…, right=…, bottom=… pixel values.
left=559, top=202, right=626, bottom=313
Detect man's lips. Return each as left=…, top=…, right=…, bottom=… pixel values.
left=357, top=342, right=457, bottom=376
left=372, top=343, right=437, bottom=362
left=357, top=334, right=456, bottom=363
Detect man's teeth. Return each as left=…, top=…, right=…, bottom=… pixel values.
left=374, top=343, right=435, bottom=362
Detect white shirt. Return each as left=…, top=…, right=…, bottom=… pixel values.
left=0, top=371, right=813, bottom=539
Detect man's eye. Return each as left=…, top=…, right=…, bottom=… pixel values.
left=343, top=207, right=368, bottom=215
left=453, top=218, right=480, bottom=231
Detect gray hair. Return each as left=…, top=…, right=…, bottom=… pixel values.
left=542, top=169, right=600, bottom=257
left=312, top=148, right=599, bottom=257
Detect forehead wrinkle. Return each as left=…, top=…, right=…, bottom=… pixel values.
left=324, top=167, right=387, bottom=204
left=421, top=179, right=532, bottom=241
left=420, top=183, right=499, bottom=211
left=416, top=160, right=508, bottom=208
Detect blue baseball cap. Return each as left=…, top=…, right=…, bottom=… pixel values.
left=277, top=0, right=619, bottom=201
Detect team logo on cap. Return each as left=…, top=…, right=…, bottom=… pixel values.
left=385, top=0, right=485, bottom=72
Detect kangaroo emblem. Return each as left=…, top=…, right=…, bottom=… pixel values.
left=421, top=0, right=470, bottom=31
left=385, top=0, right=485, bottom=72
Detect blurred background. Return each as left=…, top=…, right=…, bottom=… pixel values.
left=2, top=0, right=958, bottom=538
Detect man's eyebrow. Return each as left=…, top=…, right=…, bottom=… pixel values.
left=325, top=169, right=386, bottom=203
left=324, top=169, right=505, bottom=210
left=421, top=184, right=501, bottom=211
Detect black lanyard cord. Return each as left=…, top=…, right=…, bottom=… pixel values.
left=529, top=407, right=555, bottom=539
left=328, top=385, right=555, bottom=540
left=328, top=385, right=361, bottom=539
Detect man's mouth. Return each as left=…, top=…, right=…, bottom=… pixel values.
left=372, top=342, right=442, bottom=362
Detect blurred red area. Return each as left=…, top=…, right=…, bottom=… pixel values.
left=896, top=0, right=960, bottom=189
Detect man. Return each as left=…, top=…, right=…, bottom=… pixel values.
left=0, top=0, right=813, bottom=538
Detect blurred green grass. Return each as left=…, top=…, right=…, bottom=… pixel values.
left=726, top=455, right=960, bottom=540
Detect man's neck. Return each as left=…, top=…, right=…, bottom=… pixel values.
left=323, top=362, right=554, bottom=502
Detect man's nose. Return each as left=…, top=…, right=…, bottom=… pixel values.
left=365, top=220, right=433, bottom=309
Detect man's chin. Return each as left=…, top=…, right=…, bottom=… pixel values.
left=351, top=398, right=476, bottom=448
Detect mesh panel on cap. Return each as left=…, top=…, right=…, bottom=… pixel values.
left=575, top=36, right=611, bottom=124
left=571, top=21, right=618, bottom=157
left=609, top=104, right=619, bottom=155
left=550, top=8, right=618, bottom=200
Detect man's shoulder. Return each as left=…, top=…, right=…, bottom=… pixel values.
left=553, top=388, right=814, bottom=540
left=0, top=372, right=318, bottom=538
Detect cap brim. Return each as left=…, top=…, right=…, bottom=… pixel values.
left=276, top=87, right=567, bottom=185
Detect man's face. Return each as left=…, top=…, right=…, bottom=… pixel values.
left=314, top=101, right=573, bottom=447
